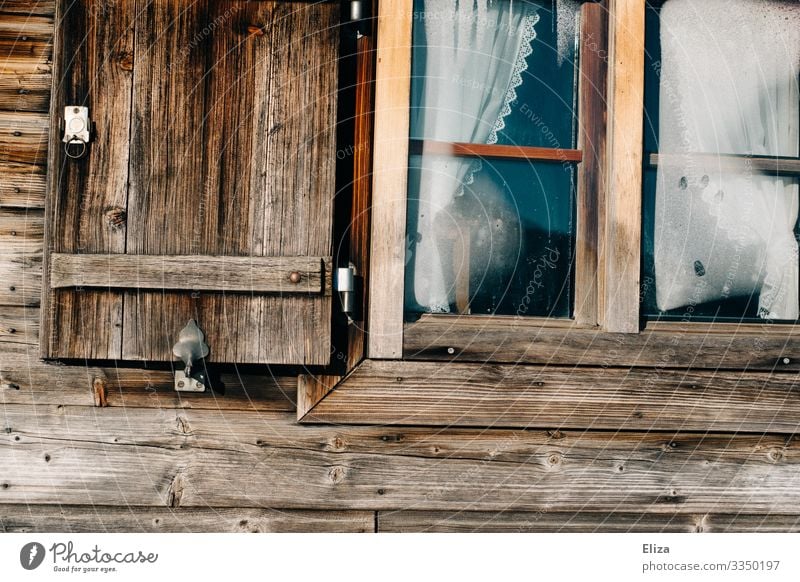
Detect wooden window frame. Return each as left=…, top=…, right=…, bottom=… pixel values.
left=298, top=0, right=800, bottom=432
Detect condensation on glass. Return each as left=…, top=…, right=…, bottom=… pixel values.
left=642, top=0, right=800, bottom=322
left=403, top=0, right=580, bottom=318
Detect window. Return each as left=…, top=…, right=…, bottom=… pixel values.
left=366, top=0, right=612, bottom=360
left=404, top=0, right=581, bottom=318
left=299, top=0, right=800, bottom=428
left=642, top=0, right=800, bottom=323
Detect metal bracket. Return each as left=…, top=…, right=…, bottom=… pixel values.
left=62, top=106, right=91, bottom=159
left=174, top=369, right=207, bottom=393
left=172, top=319, right=210, bottom=392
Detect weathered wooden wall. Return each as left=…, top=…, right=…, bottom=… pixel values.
left=2, top=2, right=800, bottom=533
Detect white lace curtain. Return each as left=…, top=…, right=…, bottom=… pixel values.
left=654, top=0, right=800, bottom=319
left=405, top=0, right=539, bottom=313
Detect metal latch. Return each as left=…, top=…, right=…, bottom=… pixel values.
left=172, top=319, right=209, bottom=392
left=335, top=264, right=357, bottom=316
left=62, top=106, right=91, bottom=159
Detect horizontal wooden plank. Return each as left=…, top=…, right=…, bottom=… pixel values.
left=0, top=208, right=41, bottom=306
left=404, top=314, right=800, bottom=370
left=409, top=139, right=583, bottom=163
left=1, top=357, right=298, bottom=411
left=378, top=511, right=800, bottom=533
left=649, top=152, right=800, bottom=178
left=50, top=254, right=331, bottom=294
left=0, top=71, right=50, bottom=111
left=0, top=161, right=46, bottom=207
left=0, top=13, right=52, bottom=72
left=0, top=111, right=48, bottom=165
left=303, top=359, right=800, bottom=433
left=3, top=404, right=800, bottom=511
left=0, top=2, right=56, bottom=16
left=0, top=304, right=298, bottom=410
left=0, top=206, right=42, bottom=249
left=0, top=505, right=373, bottom=533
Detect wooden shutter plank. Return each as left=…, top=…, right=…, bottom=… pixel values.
left=43, top=0, right=134, bottom=359
left=120, top=0, right=338, bottom=364
left=49, top=253, right=329, bottom=293
left=122, top=0, right=212, bottom=361
left=248, top=2, right=338, bottom=365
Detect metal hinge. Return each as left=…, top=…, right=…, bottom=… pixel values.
left=349, top=0, right=371, bottom=37
left=335, top=263, right=357, bottom=316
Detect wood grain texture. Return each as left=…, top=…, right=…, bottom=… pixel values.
left=41, top=0, right=134, bottom=359
left=367, top=0, right=412, bottom=359
left=573, top=2, right=608, bottom=326
left=120, top=0, right=338, bottom=365
left=41, top=0, right=339, bottom=364
left=346, top=30, right=375, bottom=370
left=600, top=0, right=644, bottom=332
left=301, top=359, right=800, bottom=432
left=0, top=505, right=373, bottom=532
left=0, top=13, right=52, bottom=74
left=1, top=306, right=298, bottom=410
left=403, top=314, right=800, bottom=370
left=0, top=71, right=50, bottom=112
left=0, top=110, right=47, bottom=164
left=50, top=254, right=329, bottom=294
left=378, top=511, right=800, bottom=533
left=0, top=162, right=46, bottom=207
left=0, top=1, right=55, bottom=16
left=298, top=28, right=377, bottom=419
left=3, top=403, right=800, bottom=512
left=0, top=207, right=41, bottom=306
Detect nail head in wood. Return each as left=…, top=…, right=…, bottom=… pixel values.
left=289, top=271, right=302, bottom=284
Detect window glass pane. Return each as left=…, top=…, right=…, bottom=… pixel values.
left=642, top=0, right=800, bottom=322
left=405, top=0, right=580, bottom=318
left=497, top=1, right=579, bottom=149
left=409, top=0, right=579, bottom=148
left=406, top=155, right=574, bottom=317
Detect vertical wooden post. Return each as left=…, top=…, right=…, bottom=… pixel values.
left=574, top=1, right=609, bottom=327
left=600, top=0, right=644, bottom=333
left=367, top=0, right=413, bottom=359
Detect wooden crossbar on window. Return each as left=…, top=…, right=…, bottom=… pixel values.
left=409, top=139, right=583, bottom=163
left=648, top=153, right=800, bottom=178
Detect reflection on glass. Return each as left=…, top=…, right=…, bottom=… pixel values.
left=406, top=155, right=574, bottom=317
left=404, top=0, right=579, bottom=317
left=642, top=0, right=800, bottom=321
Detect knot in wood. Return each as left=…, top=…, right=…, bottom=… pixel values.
left=328, top=465, right=347, bottom=484
left=329, top=435, right=346, bottom=451
left=547, top=453, right=562, bottom=466
left=104, top=206, right=127, bottom=229
left=117, top=52, right=134, bottom=71
left=768, top=449, right=783, bottom=463
left=176, top=416, right=192, bottom=435
left=246, top=24, right=266, bottom=37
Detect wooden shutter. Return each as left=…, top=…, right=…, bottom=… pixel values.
left=41, top=0, right=339, bottom=365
